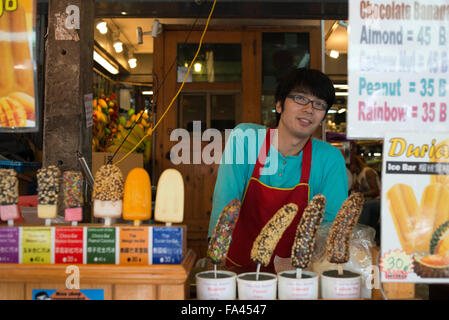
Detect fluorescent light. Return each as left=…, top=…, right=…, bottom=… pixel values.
left=373, top=152, right=382, bottom=156
left=338, top=108, right=346, bottom=114
left=93, top=51, right=118, bottom=75
left=142, top=91, right=153, bottom=95
left=329, top=50, right=339, bottom=59
left=194, top=63, right=202, bottom=72
left=128, top=57, right=137, bottom=69
left=335, top=92, right=348, bottom=96
left=327, top=109, right=337, bottom=114
left=96, top=21, right=108, bottom=34
left=334, top=84, right=349, bottom=90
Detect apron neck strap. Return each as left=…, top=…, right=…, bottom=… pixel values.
left=252, top=128, right=312, bottom=182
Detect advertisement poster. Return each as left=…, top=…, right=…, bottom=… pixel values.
left=32, top=289, right=104, bottom=300
left=0, top=0, right=37, bottom=131
left=380, top=132, right=449, bottom=283
left=348, top=0, right=449, bottom=138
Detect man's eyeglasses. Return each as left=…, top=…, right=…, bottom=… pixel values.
left=287, top=94, right=328, bottom=111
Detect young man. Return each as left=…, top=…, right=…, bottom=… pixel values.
left=208, top=68, right=348, bottom=272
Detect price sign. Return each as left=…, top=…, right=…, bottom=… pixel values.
left=119, top=227, right=150, bottom=265
left=85, top=227, right=117, bottom=264
left=0, top=227, right=19, bottom=263
left=380, top=250, right=414, bottom=280
left=54, top=227, right=83, bottom=264
left=348, top=0, right=449, bottom=138
left=22, top=227, right=52, bottom=264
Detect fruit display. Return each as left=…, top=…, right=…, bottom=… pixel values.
left=0, top=4, right=36, bottom=128
left=92, top=93, right=152, bottom=164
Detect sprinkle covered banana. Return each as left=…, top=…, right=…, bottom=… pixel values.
left=251, top=203, right=298, bottom=267
left=291, top=194, right=326, bottom=269
left=207, top=199, right=241, bottom=264
left=326, top=193, right=364, bottom=264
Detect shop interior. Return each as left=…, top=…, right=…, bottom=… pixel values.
left=4, top=0, right=431, bottom=300
left=0, top=1, right=384, bottom=255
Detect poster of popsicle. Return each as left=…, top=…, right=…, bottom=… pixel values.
left=0, top=0, right=37, bottom=131
left=380, top=131, right=449, bottom=283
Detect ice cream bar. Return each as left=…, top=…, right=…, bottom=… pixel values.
left=386, top=184, right=419, bottom=254
left=92, top=164, right=124, bottom=226
left=207, top=199, right=241, bottom=264
left=37, top=165, right=61, bottom=226
left=154, top=169, right=184, bottom=225
left=325, top=193, right=364, bottom=265
left=250, top=203, right=298, bottom=267
left=63, top=171, right=84, bottom=225
left=0, top=169, right=19, bottom=225
left=417, top=183, right=449, bottom=252
left=123, top=168, right=152, bottom=226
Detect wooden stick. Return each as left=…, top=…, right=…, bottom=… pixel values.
left=256, top=263, right=261, bottom=281
left=213, top=263, right=217, bottom=279
left=296, top=268, right=302, bottom=279
left=337, top=264, right=343, bottom=276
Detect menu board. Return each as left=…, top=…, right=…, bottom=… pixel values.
left=380, top=132, right=449, bottom=283
left=348, top=0, right=449, bottom=138
left=0, top=0, right=37, bottom=132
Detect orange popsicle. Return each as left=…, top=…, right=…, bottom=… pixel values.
left=123, top=168, right=152, bottom=226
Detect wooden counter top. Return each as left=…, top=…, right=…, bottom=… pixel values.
left=0, top=249, right=196, bottom=300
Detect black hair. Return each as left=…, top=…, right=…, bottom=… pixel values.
left=275, top=68, right=335, bottom=125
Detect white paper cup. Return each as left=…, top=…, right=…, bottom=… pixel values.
left=196, top=270, right=237, bottom=300
left=237, top=272, right=277, bottom=300
left=278, top=270, right=318, bottom=300
left=320, top=269, right=361, bottom=299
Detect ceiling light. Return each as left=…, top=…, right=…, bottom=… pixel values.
left=338, top=108, right=346, bottom=114
left=121, top=12, right=127, bottom=15
left=96, top=21, right=108, bottom=34
left=335, top=92, right=348, bottom=96
left=327, top=109, right=337, bottom=114
left=142, top=91, right=153, bottom=95
left=194, top=63, right=202, bottom=72
left=128, top=57, right=137, bottom=69
left=93, top=50, right=118, bottom=75
left=329, top=50, right=339, bottom=59
left=113, top=41, right=123, bottom=53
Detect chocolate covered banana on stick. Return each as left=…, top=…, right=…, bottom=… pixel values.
left=291, top=194, right=326, bottom=278
left=251, top=203, right=298, bottom=277
left=326, top=193, right=364, bottom=275
left=208, top=199, right=241, bottom=264
left=0, top=169, right=19, bottom=226
left=207, top=199, right=241, bottom=277
left=37, top=165, right=61, bottom=226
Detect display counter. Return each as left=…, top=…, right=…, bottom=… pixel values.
left=0, top=248, right=196, bottom=300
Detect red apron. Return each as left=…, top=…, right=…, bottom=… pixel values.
left=226, top=128, right=311, bottom=273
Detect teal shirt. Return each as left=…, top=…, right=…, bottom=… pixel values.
left=208, top=123, right=348, bottom=237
